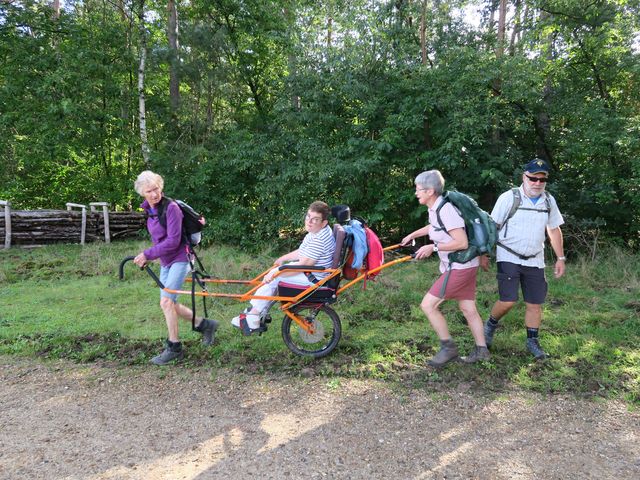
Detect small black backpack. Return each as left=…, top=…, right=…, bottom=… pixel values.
left=157, top=197, right=204, bottom=247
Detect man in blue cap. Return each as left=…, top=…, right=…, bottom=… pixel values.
left=483, top=158, right=566, bottom=359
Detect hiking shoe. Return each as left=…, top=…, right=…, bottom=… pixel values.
left=484, top=320, right=498, bottom=348
left=427, top=344, right=459, bottom=367
left=151, top=345, right=184, bottom=366
left=198, top=318, right=219, bottom=346
left=461, top=346, right=491, bottom=364
left=526, top=338, right=548, bottom=360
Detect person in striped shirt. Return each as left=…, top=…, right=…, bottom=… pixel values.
left=483, top=158, right=566, bottom=360
left=231, top=201, right=336, bottom=334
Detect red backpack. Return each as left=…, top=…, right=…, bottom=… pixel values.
left=341, top=225, right=384, bottom=283
left=363, top=226, right=384, bottom=279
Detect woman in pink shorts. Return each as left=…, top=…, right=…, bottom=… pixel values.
left=401, top=170, right=489, bottom=367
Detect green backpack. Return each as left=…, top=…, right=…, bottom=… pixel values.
left=434, top=190, right=497, bottom=263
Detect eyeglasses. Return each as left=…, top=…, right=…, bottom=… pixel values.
left=304, top=213, right=323, bottom=224
left=525, top=174, right=548, bottom=183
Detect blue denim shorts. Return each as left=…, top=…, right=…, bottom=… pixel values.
left=159, top=261, right=190, bottom=302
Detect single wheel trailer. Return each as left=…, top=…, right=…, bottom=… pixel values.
left=119, top=222, right=415, bottom=358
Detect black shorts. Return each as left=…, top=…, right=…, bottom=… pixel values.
left=496, top=262, right=547, bottom=304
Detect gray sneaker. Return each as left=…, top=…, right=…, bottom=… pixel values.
left=427, top=344, right=459, bottom=367
left=461, top=346, right=491, bottom=364
left=151, top=345, right=184, bottom=365
left=526, top=338, right=548, bottom=360
left=198, top=318, right=220, bottom=346
left=484, top=320, right=497, bottom=347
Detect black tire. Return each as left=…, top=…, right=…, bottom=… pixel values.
left=281, top=305, right=342, bottom=358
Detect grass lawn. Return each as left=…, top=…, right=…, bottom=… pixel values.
left=1, top=240, right=638, bottom=405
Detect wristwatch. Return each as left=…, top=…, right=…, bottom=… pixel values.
left=432, top=244, right=439, bottom=252
left=557, top=256, right=566, bottom=261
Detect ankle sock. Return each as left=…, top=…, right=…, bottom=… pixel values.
left=526, top=328, right=539, bottom=339
left=167, top=340, right=182, bottom=352
left=488, top=315, right=499, bottom=326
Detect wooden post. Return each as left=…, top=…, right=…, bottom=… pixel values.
left=0, top=200, right=10, bottom=249
left=90, top=202, right=111, bottom=244
left=66, top=203, right=87, bottom=245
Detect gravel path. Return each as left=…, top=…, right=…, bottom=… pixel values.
left=1, top=357, right=638, bottom=480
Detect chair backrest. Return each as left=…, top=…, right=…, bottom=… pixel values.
left=331, top=223, right=346, bottom=269
left=325, top=224, right=347, bottom=290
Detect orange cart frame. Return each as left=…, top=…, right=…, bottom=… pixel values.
left=119, top=227, right=414, bottom=358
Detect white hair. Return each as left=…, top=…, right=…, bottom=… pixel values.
left=134, top=170, right=164, bottom=196
left=415, top=170, right=445, bottom=195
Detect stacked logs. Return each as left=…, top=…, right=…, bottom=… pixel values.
left=0, top=209, right=145, bottom=247
left=100, top=211, right=147, bottom=240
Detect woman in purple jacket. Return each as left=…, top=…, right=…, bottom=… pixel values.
left=133, top=171, right=219, bottom=365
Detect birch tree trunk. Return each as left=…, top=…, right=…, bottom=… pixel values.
left=137, top=0, right=150, bottom=166
left=167, top=0, right=180, bottom=116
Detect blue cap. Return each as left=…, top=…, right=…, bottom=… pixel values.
left=524, top=158, right=550, bottom=174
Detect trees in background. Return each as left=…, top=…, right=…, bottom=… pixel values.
left=1, top=0, right=638, bottom=248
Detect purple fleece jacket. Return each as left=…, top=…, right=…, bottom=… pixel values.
left=141, top=198, right=188, bottom=267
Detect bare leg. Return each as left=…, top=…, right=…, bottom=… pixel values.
left=174, top=302, right=204, bottom=326
left=490, top=300, right=516, bottom=321
left=421, top=293, right=449, bottom=340
left=524, top=303, right=542, bottom=328
left=458, top=299, right=486, bottom=346
left=160, top=297, right=180, bottom=342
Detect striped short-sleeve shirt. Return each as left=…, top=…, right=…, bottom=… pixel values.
left=298, top=225, right=336, bottom=278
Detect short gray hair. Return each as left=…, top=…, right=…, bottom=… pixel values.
left=134, top=170, right=164, bottom=196
left=415, top=170, right=445, bottom=195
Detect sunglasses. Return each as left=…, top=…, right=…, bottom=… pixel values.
left=525, top=174, right=548, bottom=183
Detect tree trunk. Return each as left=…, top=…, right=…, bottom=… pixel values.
left=421, top=0, right=432, bottom=148
left=491, top=1, right=508, bottom=153
left=284, top=7, right=300, bottom=110
left=535, top=10, right=554, bottom=163
left=496, top=0, right=507, bottom=59
left=420, top=0, right=428, bottom=65
left=509, top=0, right=521, bottom=55
left=167, top=0, right=180, bottom=116
left=137, top=0, right=150, bottom=167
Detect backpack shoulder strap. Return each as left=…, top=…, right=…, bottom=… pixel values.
left=156, top=197, right=172, bottom=228
left=506, top=188, right=521, bottom=221
left=433, top=195, right=449, bottom=232
left=497, top=188, right=520, bottom=231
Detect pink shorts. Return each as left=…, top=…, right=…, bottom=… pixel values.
left=429, top=267, right=478, bottom=300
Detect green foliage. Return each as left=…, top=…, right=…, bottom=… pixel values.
left=0, top=0, right=639, bottom=247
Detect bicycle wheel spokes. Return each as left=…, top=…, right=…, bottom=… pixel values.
left=281, top=305, right=342, bottom=358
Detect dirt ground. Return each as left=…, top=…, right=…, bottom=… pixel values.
left=0, top=356, right=638, bottom=480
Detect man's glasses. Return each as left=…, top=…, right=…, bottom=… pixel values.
left=305, top=213, right=323, bottom=224
left=525, top=174, right=548, bottom=183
